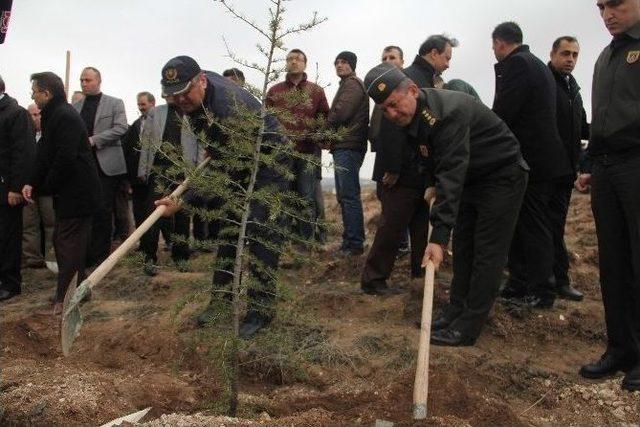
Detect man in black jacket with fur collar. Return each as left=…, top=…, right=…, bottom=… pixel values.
left=0, top=74, right=35, bottom=301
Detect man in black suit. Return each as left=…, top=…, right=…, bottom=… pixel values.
left=26, top=71, right=101, bottom=314
left=491, top=22, right=572, bottom=308
left=0, top=74, right=35, bottom=301
left=547, top=36, right=590, bottom=302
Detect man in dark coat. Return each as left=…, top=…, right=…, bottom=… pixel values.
left=491, top=22, right=572, bottom=308
left=0, top=74, right=35, bottom=301
left=25, top=72, right=101, bottom=314
left=364, top=63, right=528, bottom=345
left=547, top=36, right=590, bottom=302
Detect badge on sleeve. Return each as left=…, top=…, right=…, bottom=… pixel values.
left=627, top=50, right=639, bottom=64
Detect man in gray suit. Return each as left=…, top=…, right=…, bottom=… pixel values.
left=73, top=66, right=128, bottom=265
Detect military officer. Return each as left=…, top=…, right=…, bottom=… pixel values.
left=363, top=62, right=528, bottom=346
left=577, top=0, right=640, bottom=392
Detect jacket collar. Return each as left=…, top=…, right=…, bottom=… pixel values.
left=407, top=90, right=429, bottom=138
left=410, top=55, right=436, bottom=76
left=547, top=62, right=580, bottom=93
left=285, top=72, right=308, bottom=87
left=502, top=44, right=530, bottom=62
left=626, top=20, right=640, bottom=39
left=41, top=96, right=66, bottom=123
left=0, top=93, right=16, bottom=112
left=339, top=71, right=356, bottom=84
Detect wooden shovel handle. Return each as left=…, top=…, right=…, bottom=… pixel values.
left=85, top=158, right=210, bottom=289
left=413, top=189, right=436, bottom=419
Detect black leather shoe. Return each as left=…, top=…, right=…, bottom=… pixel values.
left=500, top=285, right=526, bottom=300
left=557, top=284, right=584, bottom=301
left=528, top=295, right=555, bottom=309
left=415, top=312, right=457, bottom=331
left=239, top=312, right=272, bottom=339
left=579, top=353, right=634, bottom=379
left=622, top=365, right=640, bottom=391
left=361, top=282, right=402, bottom=296
left=430, top=328, right=476, bottom=347
left=0, top=289, right=20, bottom=302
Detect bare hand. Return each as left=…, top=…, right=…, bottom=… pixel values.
left=422, top=243, right=444, bottom=270
left=575, top=173, right=591, bottom=193
left=88, top=137, right=95, bottom=147
left=382, top=172, right=399, bottom=188
left=7, top=191, right=24, bottom=206
left=154, top=196, right=181, bottom=217
left=22, top=185, right=34, bottom=203
left=424, top=186, right=436, bottom=204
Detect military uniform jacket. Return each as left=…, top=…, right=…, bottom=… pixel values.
left=589, top=21, right=640, bottom=157
left=408, top=89, right=526, bottom=246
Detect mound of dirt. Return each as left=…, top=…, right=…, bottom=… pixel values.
left=2, top=190, right=638, bottom=426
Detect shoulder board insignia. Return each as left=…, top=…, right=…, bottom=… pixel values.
left=627, top=50, right=639, bottom=64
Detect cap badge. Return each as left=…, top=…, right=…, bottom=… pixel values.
left=377, top=82, right=386, bottom=92
left=164, top=67, right=179, bottom=82
left=627, top=50, right=639, bottom=64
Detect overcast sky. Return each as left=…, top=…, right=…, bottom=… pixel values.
left=0, top=0, right=609, bottom=178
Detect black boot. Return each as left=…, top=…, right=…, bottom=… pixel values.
left=579, top=352, right=635, bottom=379
left=556, top=284, right=584, bottom=301
left=622, top=365, right=640, bottom=391
left=430, top=327, right=476, bottom=347
left=361, top=281, right=402, bottom=296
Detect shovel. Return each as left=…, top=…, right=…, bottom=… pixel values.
left=61, top=158, right=210, bottom=356
left=413, top=187, right=436, bottom=419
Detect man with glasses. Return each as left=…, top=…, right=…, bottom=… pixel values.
left=266, top=49, right=329, bottom=243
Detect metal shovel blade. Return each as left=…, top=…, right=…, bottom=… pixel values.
left=98, top=407, right=152, bottom=427
left=60, top=275, right=92, bottom=356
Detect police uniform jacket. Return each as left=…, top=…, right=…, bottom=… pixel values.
left=409, top=88, right=526, bottom=245
left=493, top=45, right=571, bottom=181
left=548, top=64, right=589, bottom=174
left=589, top=21, right=640, bottom=157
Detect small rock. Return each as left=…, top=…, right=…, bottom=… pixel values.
left=374, top=420, right=394, bottom=427
left=259, top=411, right=271, bottom=421
left=559, top=315, right=566, bottom=321
left=612, top=406, right=626, bottom=421
left=599, top=388, right=616, bottom=400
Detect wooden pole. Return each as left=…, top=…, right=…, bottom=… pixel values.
left=413, top=190, right=436, bottom=419
left=64, top=50, right=70, bottom=99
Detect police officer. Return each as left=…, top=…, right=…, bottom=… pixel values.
left=155, top=56, right=289, bottom=338
left=577, top=0, right=640, bottom=391
left=364, top=62, right=528, bottom=346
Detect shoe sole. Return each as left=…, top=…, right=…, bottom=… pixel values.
left=579, top=369, right=620, bottom=380
left=621, top=380, right=640, bottom=392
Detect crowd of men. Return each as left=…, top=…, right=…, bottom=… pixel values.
left=0, top=0, right=638, bottom=391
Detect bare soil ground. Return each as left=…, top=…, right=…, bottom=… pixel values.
left=1, top=190, right=639, bottom=426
